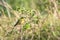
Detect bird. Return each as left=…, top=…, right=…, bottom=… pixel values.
left=14, top=17, right=25, bottom=26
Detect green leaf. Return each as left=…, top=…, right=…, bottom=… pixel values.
left=23, top=23, right=30, bottom=31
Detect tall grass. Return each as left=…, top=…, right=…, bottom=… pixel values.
left=0, top=0, right=60, bottom=40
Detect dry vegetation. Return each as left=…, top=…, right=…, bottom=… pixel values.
left=0, top=0, right=60, bottom=40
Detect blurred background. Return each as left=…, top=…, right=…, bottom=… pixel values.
left=0, top=0, right=60, bottom=40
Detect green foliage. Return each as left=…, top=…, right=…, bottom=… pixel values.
left=23, top=23, right=30, bottom=31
